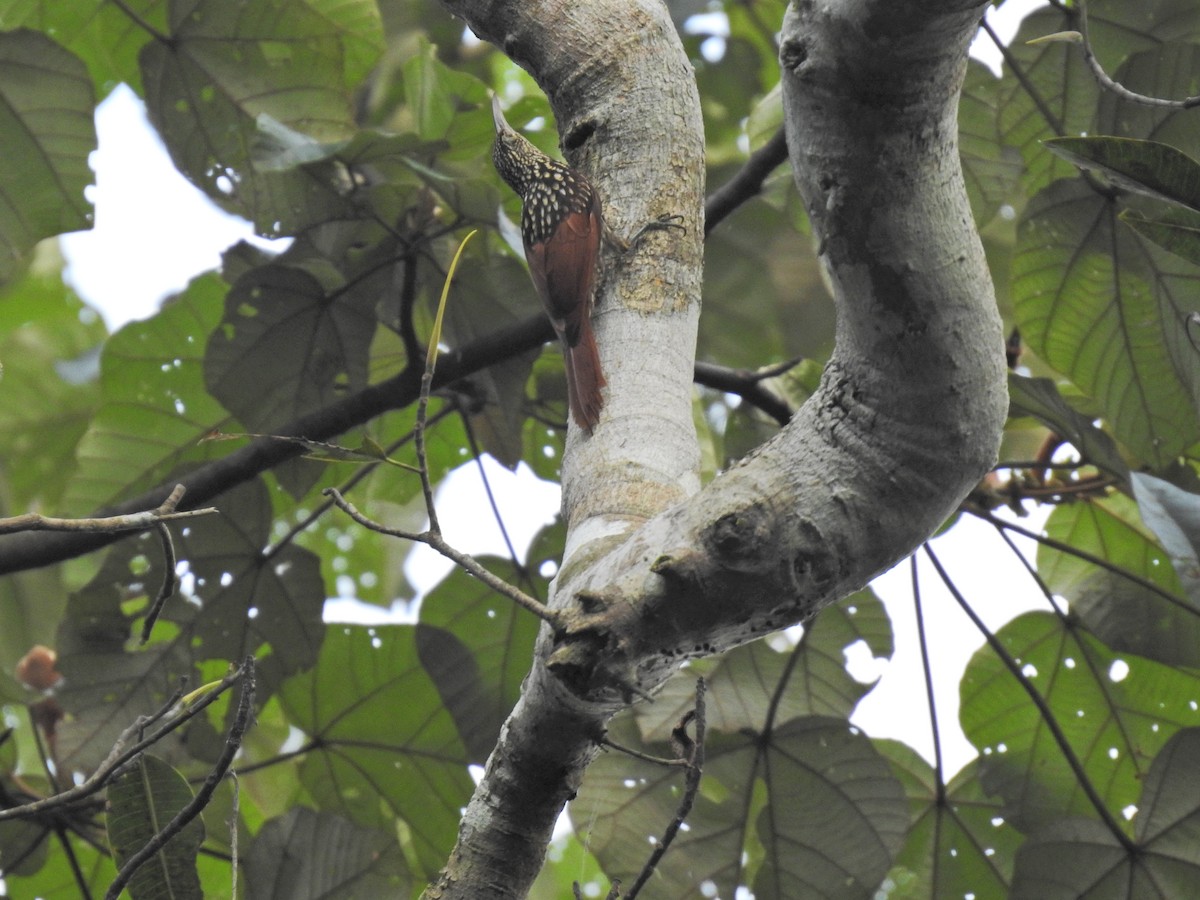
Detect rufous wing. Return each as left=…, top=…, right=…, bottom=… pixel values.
left=525, top=195, right=606, bottom=431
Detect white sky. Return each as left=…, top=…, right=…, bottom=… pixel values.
left=54, top=0, right=1050, bottom=777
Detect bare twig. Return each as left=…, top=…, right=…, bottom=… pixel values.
left=624, top=679, right=707, bottom=900
left=1076, top=1, right=1200, bottom=109
left=694, top=358, right=801, bottom=426
left=0, top=484, right=216, bottom=536
left=0, top=665, right=245, bottom=823
left=105, top=659, right=256, bottom=900
left=705, top=127, right=789, bottom=234
left=910, top=556, right=946, bottom=804
left=322, top=488, right=560, bottom=626
left=140, top=521, right=179, bottom=643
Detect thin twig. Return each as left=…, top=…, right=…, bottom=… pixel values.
left=323, top=488, right=560, bottom=626
left=105, top=659, right=256, bottom=900
left=600, top=737, right=690, bottom=768
left=922, top=545, right=1136, bottom=852
left=228, top=772, right=240, bottom=900
left=694, top=358, right=801, bottom=426
left=140, top=521, right=179, bottom=643
left=1077, top=1, right=1200, bottom=109
left=0, top=667, right=243, bottom=823
left=624, top=679, right=707, bottom=900
left=261, top=404, right=456, bottom=560
left=0, top=486, right=217, bottom=536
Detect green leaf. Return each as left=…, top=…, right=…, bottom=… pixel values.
left=1121, top=206, right=1200, bottom=267
left=960, top=611, right=1200, bottom=832
left=636, top=589, right=893, bottom=741
left=1007, top=373, right=1128, bottom=477
left=571, top=717, right=761, bottom=897
left=1010, top=728, right=1200, bottom=897
left=959, top=60, right=1023, bottom=227
left=279, top=625, right=474, bottom=879
left=1045, top=136, right=1200, bottom=211
left=63, top=274, right=231, bottom=514
left=0, top=255, right=105, bottom=509
left=572, top=714, right=906, bottom=899
left=1037, top=495, right=1200, bottom=667
left=204, top=265, right=377, bottom=433
left=1014, top=178, right=1200, bottom=467
left=0, top=29, right=95, bottom=283
left=106, top=754, right=205, bottom=900
left=879, top=743, right=1022, bottom=899
left=416, top=529, right=557, bottom=762
left=139, top=0, right=368, bottom=233
left=54, top=478, right=324, bottom=771
left=1131, top=472, right=1200, bottom=605
left=243, top=808, right=411, bottom=898
left=0, top=0, right=165, bottom=93
left=997, top=2, right=1200, bottom=198
left=753, top=717, right=909, bottom=899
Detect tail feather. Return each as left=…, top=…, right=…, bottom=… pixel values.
left=563, top=328, right=606, bottom=433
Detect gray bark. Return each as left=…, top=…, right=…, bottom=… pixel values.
left=426, top=0, right=1004, bottom=896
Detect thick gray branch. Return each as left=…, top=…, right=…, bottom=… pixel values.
left=427, top=1, right=1003, bottom=897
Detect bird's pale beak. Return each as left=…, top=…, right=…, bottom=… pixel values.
left=491, top=94, right=512, bottom=135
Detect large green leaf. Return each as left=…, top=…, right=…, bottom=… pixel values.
left=998, top=0, right=1200, bottom=197
left=279, top=625, right=474, bottom=879
left=880, top=743, right=1022, bottom=899
left=139, top=0, right=375, bottom=233
left=753, top=717, right=909, bottom=899
left=63, top=273, right=231, bottom=515
left=959, top=60, right=1023, bottom=227
left=1038, top=495, right=1199, bottom=667
left=573, top=712, right=907, bottom=899
left=416, top=526, right=558, bottom=763
left=1010, top=728, right=1200, bottom=898
left=0, top=0, right=165, bottom=93
left=0, top=29, right=95, bottom=283
left=636, top=588, right=893, bottom=742
left=961, top=611, right=1200, bottom=832
left=1013, top=178, right=1200, bottom=467
left=1045, top=136, right=1200, bottom=212
left=54, top=478, right=324, bottom=771
left=204, top=264, right=377, bottom=433
left=243, top=807, right=410, bottom=898
left=106, top=754, right=205, bottom=900
left=0, top=257, right=105, bottom=509
left=1006, top=373, right=1127, bottom=477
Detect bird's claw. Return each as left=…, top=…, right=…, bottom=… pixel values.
left=628, top=213, right=686, bottom=249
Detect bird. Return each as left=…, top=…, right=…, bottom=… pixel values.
left=491, top=94, right=607, bottom=433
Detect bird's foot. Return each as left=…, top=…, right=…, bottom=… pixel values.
left=626, top=213, right=686, bottom=251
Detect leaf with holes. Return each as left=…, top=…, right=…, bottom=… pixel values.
left=279, top=626, right=474, bottom=880
left=961, top=611, right=1200, bottom=833
left=1014, top=179, right=1200, bottom=467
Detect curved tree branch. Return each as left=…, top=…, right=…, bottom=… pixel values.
left=421, top=0, right=1005, bottom=897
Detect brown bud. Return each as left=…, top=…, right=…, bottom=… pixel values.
left=15, top=644, right=61, bottom=692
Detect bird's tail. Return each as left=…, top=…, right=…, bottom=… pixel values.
left=564, top=328, right=606, bottom=434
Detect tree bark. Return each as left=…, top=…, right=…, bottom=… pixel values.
left=428, top=0, right=1004, bottom=897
